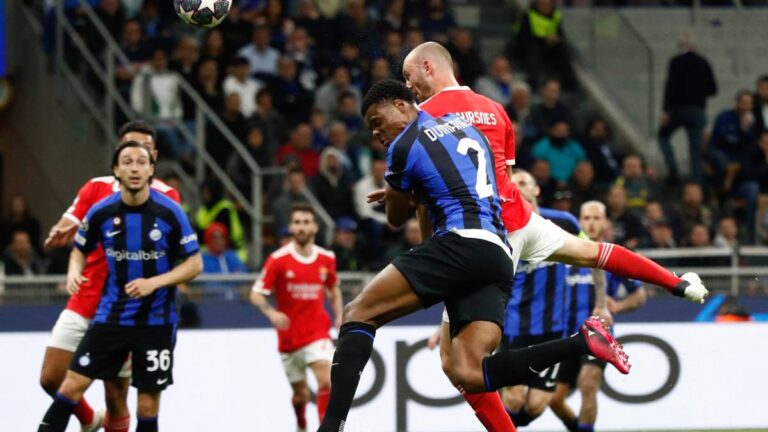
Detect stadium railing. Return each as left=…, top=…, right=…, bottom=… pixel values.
left=2, top=246, right=768, bottom=303
left=19, top=1, right=335, bottom=266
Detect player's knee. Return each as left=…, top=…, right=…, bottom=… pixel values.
left=526, top=399, right=548, bottom=417
left=580, top=378, right=600, bottom=398
left=39, top=372, right=61, bottom=396
left=452, top=365, right=486, bottom=393
left=316, top=377, right=331, bottom=391
left=104, top=382, right=129, bottom=413
left=501, top=390, right=524, bottom=412
left=549, top=387, right=567, bottom=406
left=136, top=394, right=160, bottom=418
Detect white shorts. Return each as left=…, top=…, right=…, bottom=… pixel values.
left=441, top=212, right=569, bottom=324
left=47, top=309, right=132, bottom=378
left=280, top=338, right=334, bottom=383
left=508, top=211, right=569, bottom=270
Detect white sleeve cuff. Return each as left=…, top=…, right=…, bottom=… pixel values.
left=62, top=213, right=81, bottom=225
left=506, top=159, right=516, bottom=166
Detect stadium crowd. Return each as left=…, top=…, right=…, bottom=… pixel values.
left=7, top=0, right=768, bottom=282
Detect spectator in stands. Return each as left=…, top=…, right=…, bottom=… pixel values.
left=529, top=79, right=571, bottom=142
left=285, top=27, right=318, bottom=90
left=754, top=75, right=768, bottom=133
left=227, top=126, right=271, bottom=197
left=311, top=147, right=356, bottom=221
left=170, top=36, right=199, bottom=84
left=250, top=88, right=286, bottom=161
left=511, top=0, right=574, bottom=89
left=710, top=90, right=758, bottom=181
left=550, top=187, right=573, bottom=213
left=354, top=157, right=389, bottom=265
left=338, top=41, right=367, bottom=89
left=366, top=57, right=393, bottom=93
left=723, top=128, right=767, bottom=242
left=86, top=0, right=125, bottom=54
left=309, top=108, right=330, bottom=150
left=272, top=169, right=310, bottom=234
left=641, top=200, right=666, bottom=231
left=294, top=0, right=333, bottom=49
left=384, top=218, right=422, bottom=264
left=332, top=217, right=366, bottom=271
left=196, top=179, right=247, bottom=262
left=404, top=28, right=426, bottom=52
left=2, top=231, right=47, bottom=276
left=475, top=56, right=515, bottom=105
left=207, top=93, right=248, bottom=168
left=1, top=195, right=42, bottom=252
left=201, top=222, right=249, bottom=300
left=267, top=56, right=314, bottom=123
left=315, top=66, right=362, bottom=117
left=223, top=56, right=264, bottom=118
left=115, top=19, right=150, bottom=95
left=377, top=0, right=416, bottom=36
left=446, top=28, right=483, bottom=87
left=238, top=24, right=280, bottom=78
left=568, top=161, right=602, bottom=214
left=641, top=220, right=677, bottom=250
left=532, top=119, right=586, bottom=183
left=714, top=217, right=739, bottom=250
left=614, top=154, right=658, bottom=215
left=334, top=91, right=365, bottom=134
left=419, top=0, right=457, bottom=45
left=658, top=31, right=717, bottom=183
left=530, top=159, right=557, bottom=206
left=686, top=223, right=712, bottom=248
left=671, top=182, right=714, bottom=243
left=605, top=186, right=645, bottom=249
left=327, top=121, right=360, bottom=178
left=336, top=0, right=379, bottom=57
left=276, top=123, right=320, bottom=177
left=580, top=118, right=621, bottom=186
left=200, top=29, right=228, bottom=79
left=194, top=58, right=224, bottom=113
left=137, top=0, right=171, bottom=41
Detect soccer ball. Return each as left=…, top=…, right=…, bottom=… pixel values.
left=174, top=0, right=231, bottom=29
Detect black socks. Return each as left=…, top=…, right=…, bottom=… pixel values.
left=317, top=322, right=377, bottom=432
left=38, top=393, right=76, bottom=432
left=484, top=333, right=587, bottom=391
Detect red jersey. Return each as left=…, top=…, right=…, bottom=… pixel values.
left=62, top=176, right=181, bottom=319
left=419, top=86, right=533, bottom=232
left=253, top=242, right=338, bottom=353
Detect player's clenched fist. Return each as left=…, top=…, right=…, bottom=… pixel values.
left=125, top=278, right=158, bottom=298
left=266, top=310, right=291, bottom=330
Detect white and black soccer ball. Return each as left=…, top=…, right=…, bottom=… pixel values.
left=174, top=0, right=231, bottom=29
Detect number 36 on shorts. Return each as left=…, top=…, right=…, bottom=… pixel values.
left=146, top=349, right=171, bottom=372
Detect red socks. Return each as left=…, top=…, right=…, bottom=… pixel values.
left=316, top=388, right=330, bottom=422
left=104, top=414, right=131, bottom=432
left=597, top=243, right=681, bottom=292
left=72, top=397, right=94, bottom=425
left=292, top=396, right=307, bottom=429
left=462, top=391, right=518, bottom=432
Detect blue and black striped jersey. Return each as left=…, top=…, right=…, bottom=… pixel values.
left=75, top=190, right=200, bottom=326
left=606, top=273, right=642, bottom=299
left=385, top=111, right=507, bottom=243
left=503, top=208, right=580, bottom=338
left=564, top=266, right=596, bottom=335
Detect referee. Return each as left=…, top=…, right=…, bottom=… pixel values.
left=38, top=141, right=203, bottom=432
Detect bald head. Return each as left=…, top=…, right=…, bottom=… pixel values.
left=402, top=41, right=458, bottom=102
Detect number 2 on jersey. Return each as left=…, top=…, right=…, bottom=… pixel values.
left=457, top=138, right=494, bottom=199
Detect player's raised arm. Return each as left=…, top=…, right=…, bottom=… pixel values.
left=591, top=268, right=613, bottom=327
left=65, top=248, right=88, bottom=295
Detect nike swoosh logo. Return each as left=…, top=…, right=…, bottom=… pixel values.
left=331, top=363, right=339, bottom=367
left=106, top=230, right=122, bottom=237
left=156, top=378, right=169, bottom=385
left=545, top=380, right=557, bottom=388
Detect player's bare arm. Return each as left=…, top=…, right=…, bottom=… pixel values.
left=250, top=291, right=290, bottom=330
left=366, top=188, right=386, bottom=204
left=125, top=253, right=203, bottom=299
left=45, top=217, right=79, bottom=249
left=385, top=184, right=416, bottom=227
left=65, top=248, right=89, bottom=295
left=607, top=286, right=647, bottom=314
left=326, top=284, right=344, bottom=330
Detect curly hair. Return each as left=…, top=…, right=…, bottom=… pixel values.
left=118, top=120, right=158, bottom=143
left=361, top=79, right=414, bottom=116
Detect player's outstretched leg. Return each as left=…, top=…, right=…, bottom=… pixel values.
left=38, top=371, right=94, bottom=432
left=40, top=347, right=101, bottom=430
left=480, top=318, right=628, bottom=394
left=551, top=237, right=708, bottom=303
left=438, top=321, right=518, bottom=432
left=318, top=265, right=423, bottom=432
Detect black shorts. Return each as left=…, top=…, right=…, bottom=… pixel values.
left=71, top=323, right=176, bottom=392
left=500, top=333, right=564, bottom=392
left=392, top=232, right=515, bottom=337
left=557, top=355, right=607, bottom=388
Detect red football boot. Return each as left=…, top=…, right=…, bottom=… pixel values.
left=581, top=316, right=631, bottom=374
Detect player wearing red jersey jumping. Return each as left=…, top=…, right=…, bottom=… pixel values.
left=250, top=203, right=343, bottom=432
left=41, top=121, right=180, bottom=432
left=395, top=42, right=708, bottom=431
